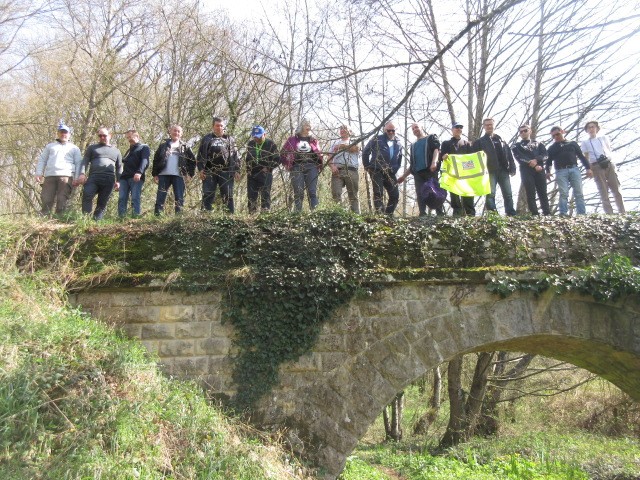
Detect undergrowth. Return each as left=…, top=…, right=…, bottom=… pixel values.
left=0, top=270, right=308, bottom=480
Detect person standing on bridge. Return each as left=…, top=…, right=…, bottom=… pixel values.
left=118, top=129, right=150, bottom=218
left=34, top=121, right=82, bottom=216
left=152, top=124, right=196, bottom=215
left=511, top=124, right=550, bottom=216
left=245, top=125, right=280, bottom=213
left=78, top=127, right=122, bottom=220
left=398, top=122, right=442, bottom=216
left=440, top=122, right=475, bottom=216
left=546, top=126, right=593, bottom=216
left=328, top=124, right=361, bottom=214
left=581, top=121, right=625, bottom=214
left=362, top=121, right=402, bottom=215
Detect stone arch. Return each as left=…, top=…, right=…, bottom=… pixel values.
left=255, top=284, right=640, bottom=478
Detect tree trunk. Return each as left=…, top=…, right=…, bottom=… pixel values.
left=440, top=356, right=465, bottom=448
left=414, top=365, right=442, bottom=435
left=384, top=391, right=404, bottom=441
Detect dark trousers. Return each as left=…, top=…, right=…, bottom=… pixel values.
left=247, top=170, right=273, bottom=213
left=41, top=176, right=73, bottom=215
left=451, top=193, right=475, bottom=216
left=413, top=169, right=444, bottom=216
left=369, top=169, right=399, bottom=215
left=202, top=171, right=234, bottom=213
left=155, top=175, right=185, bottom=215
left=82, top=175, right=115, bottom=220
left=520, top=167, right=550, bottom=215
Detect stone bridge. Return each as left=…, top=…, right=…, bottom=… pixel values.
left=72, top=281, right=640, bottom=478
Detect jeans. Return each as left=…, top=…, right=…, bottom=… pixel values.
left=369, top=169, right=399, bottom=215
left=520, top=166, right=550, bottom=215
left=331, top=167, right=360, bottom=213
left=82, top=175, right=115, bottom=220
left=486, top=168, right=516, bottom=216
left=556, top=166, right=586, bottom=215
left=247, top=170, right=273, bottom=213
left=118, top=177, right=144, bottom=217
left=290, top=162, right=319, bottom=211
left=40, top=176, right=73, bottom=215
left=155, top=175, right=185, bottom=215
left=202, top=171, right=234, bottom=213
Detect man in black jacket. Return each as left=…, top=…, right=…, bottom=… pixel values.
left=245, top=125, right=280, bottom=213
left=473, top=118, right=516, bottom=216
left=440, top=122, right=475, bottom=216
left=118, top=129, right=150, bottom=217
left=511, top=125, right=550, bottom=215
left=152, top=124, right=196, bottom=215
left=197, top=116, right=239, bottom=213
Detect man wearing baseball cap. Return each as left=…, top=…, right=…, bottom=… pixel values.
left=440, top=122, right=475, bottom=216
left=35, top=121, right=83, bottom=216
left=245, top=125, right=280, bottom=212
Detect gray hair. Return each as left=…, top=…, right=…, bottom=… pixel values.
left=295, top=119, right=312, bottom=136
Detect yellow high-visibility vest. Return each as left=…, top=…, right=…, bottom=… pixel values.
left=440, top=151, right=491, bottom=196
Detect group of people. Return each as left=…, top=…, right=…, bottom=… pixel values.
left=34, top=116, right=625, bottom=219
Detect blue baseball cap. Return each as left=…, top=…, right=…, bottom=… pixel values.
left=251, top=125, right=266, bottom=137
left=452, top=122, right=463, bottom=129
left=58, top=122, right=70, bottom=132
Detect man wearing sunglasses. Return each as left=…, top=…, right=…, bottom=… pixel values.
left=362, top=121, right=402, bottom=215
left=78, top=127, right=123, bottom=220
left=545, top=126, right=593, bottom=216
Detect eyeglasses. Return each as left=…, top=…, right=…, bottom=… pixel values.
left=386, top=129, right=395, bottom=133
left=98, top=134, right=108, bottom=138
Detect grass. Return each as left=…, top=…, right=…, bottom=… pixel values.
left=340, top=379, right=640, bottom=480
left=0, top=270, right=308, bottom=480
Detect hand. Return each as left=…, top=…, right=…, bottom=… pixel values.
left=114, top=182, right=120, bottom=191
left=330, top=164, right=338, bottom=175
left=586, top=169, right=594, bottom=179
left=510, top=170, right=516, bottom=177
left=442, top=153, right=449, bottom=161
left=528, top=160, right=537, bottom=168
left=430, top=163, right=438, bottom=173
left=35, top=175, right=43, bottom=184
left=234, top=172, right=241, bottom=181
left=546, top=173, right=552, bottom=181
left=535, top=165, right=543, bottom=173
left=153, top=176, right=159, bottom=184
left=133, top=173, right=142, bottom=182
left=397, top=173, right=406, bottom=184
left=77, top=174, right=86, bottom=185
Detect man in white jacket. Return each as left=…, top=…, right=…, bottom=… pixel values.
left=35, top=122, right=83, bottom=216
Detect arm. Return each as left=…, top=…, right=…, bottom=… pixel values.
left=35, top=144, right=50, bottom=180
left=136, top=146, right=150, bottom=181
left=280, top=137, right=296, bottom=171
left=185, top=146, right=196, bottom=178
left=266, top=140, right=281, bottom=170
left=505, top=144, right=516, bottom=175
left=511, top=143, right=529, bottom=167
left=196, top=135, right=208, bottom=173
left=362, top=138, right=373, bottom=170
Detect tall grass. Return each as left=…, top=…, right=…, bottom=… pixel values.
left=0, top=270, right=308, bottom=480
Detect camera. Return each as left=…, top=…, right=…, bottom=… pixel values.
left=597, top=154, right=611, bottom=169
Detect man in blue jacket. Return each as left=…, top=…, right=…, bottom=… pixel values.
left=118, top=129, right=150, bottom=217
left=362, top=121, right=402, bottom=215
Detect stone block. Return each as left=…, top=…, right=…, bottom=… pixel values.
left=319, top=352, right=350, bottom=372
left=173, top=356, right=208, bottom=376
left=120, top=306, right=160, bottom=324
left=140, top=340, right=159, bottom=355
left=376, top=350, right=427, bottom=390
left=198, top=337, right=232, bottom=356
left=211, top=320, right=234, bottom=337
left=141, top=323, right=175, bottom=339
left=284, top=352, right=322, bottom=372
left=309, top=414, right=359, bottom=455
left=345, top=331, right=379, bottom=355
left=74, top=292, right=115, bottom=309
left=120, top=323, right=141, bottom=339
left=357, top=301, right=402, bottom=318
left=208, top=356, right=233, bottom=376
left=370, top=316, right=404, bottom=340
left=108, top=293, right=147, bottom=307
left=389, top=284, right=424, bottom=300
left=314, top=334, right=347, bottom=352
left=175, top=321, right=211, bottom=339
left=159, top=339, right=195, bottom=357
left=142, top=291, right=181, bottom=306
left=195, top=304, right=222, bottom=322
left=159, top=305, right=194, bottom=323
